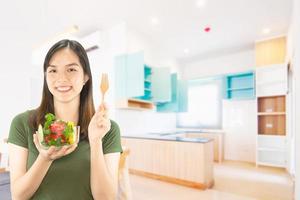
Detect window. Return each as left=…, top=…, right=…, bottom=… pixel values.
left=177, top=77, right=223, bottom=129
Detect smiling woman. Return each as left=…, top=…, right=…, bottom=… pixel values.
left=7, top=39, right=123, bottom=200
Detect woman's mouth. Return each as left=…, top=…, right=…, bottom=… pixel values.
left=56, top=86, right=72, bottom=93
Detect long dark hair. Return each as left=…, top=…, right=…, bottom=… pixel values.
left=30, top=39, right=95, bottom=140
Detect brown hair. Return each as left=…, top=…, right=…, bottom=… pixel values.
left=30, top=39, right=95, bottom=140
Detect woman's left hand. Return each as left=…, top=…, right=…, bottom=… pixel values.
left=88, top=103, right=111, bottom=142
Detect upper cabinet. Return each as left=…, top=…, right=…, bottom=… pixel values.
left=255, top=64, right=288, bottom=97
left=255, top=36, right=286, bottom=67
left=223, top=71, right=255, bottom=100
left=151, top=67, right=171, bottom=102
left=156, top=73, right=188, bottom=112
left=114, top=51, right=171, bottom=105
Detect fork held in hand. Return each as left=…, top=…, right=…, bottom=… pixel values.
left=100, top=73, right=109, bottom=104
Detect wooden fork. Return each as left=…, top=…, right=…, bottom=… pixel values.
left=100, top=73, right=109, bottom=104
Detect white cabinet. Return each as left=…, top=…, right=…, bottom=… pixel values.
left=256, top=64, right=288, bottom=97
left=257, top=135, right=287, bottom=167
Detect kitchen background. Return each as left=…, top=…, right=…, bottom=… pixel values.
left=0, top=0, right=300, bottom=199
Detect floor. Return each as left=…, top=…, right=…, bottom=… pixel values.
left=129, top=161, right=294, bottom=200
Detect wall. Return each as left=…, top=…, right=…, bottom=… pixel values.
left=181, top=49, right=257, bottom=162
left=288, top=0, right=300, bottom=198
left=0, top=29, right=36, bottom=140
left=114, top=24, right=178, bottom=135
left=286, top=0, right=299, bottom=198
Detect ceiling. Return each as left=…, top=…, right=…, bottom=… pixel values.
left=0, top=0, right=293, bottom=63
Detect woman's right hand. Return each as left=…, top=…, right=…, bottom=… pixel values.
left=33, top=133, right=78, bottom=162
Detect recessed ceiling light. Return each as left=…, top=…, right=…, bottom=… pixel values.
left=151, top=17, right=159, bottom=25
left=196, top=0, right=206, bottom=7
left=184, top=49, right=190, bottom=54
left=262, top=28, right=271, bottom=34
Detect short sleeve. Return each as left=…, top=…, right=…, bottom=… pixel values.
left=7, top=113, right=28, bottom=148
left=102, top=120, right=123, bottom=154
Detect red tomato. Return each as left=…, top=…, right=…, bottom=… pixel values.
left=50, top=121, right=66, bottom=135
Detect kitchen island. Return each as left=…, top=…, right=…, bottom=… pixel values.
left=121, top=133, right=214, bottom=190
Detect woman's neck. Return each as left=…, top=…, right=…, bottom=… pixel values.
left=54, top=98, right=80, bottom=124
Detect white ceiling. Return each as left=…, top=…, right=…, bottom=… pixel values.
left=0, top=0, right=293, bottom=63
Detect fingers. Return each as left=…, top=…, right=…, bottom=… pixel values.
left=33, top=133, right=42, bottom=150
left=64, top=144, right=78, bottom=155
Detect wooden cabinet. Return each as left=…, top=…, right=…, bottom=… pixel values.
left=256, top=95, right=287, bottom=167
left=255, top=64, right=288, bottom=97
left=121, top=137, right=214, bottom=189
left=114, top=51, right=171, bottom=109
left=156, top=73, right=188, bottom=112
left=257, top=96, right=286, bottom=136
left=176, top=132, right=224, bottom=163
left=223, top=71, right=255, bottom=100
left=255, top=36, right=286, bottom=67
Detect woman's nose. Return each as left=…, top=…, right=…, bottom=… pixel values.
left=56, top=71, right=69, bottom=81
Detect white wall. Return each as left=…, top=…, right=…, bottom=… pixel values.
left=0, top=29, right=36, bottom=140
left=182, top=49, right=257, bottom=162
left=289, top=0, right=300, bottom=198
left=286, top=0, right=299, bottom=198
left=182, top=49, right=255, bottom=80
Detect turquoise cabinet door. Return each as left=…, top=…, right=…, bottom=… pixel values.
left=114, top=52, right=144, bottom=99
left=156, top=73, right=188, bottom=112
left=126, top=52, right=144, bottom=97
left=114, top=55, right=127, bottom=99
left=177, top=80, right=188, bottom=112
left=152, top=67, right=171, bottom=102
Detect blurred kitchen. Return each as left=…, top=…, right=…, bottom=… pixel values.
left=0, top=0, right=300, bottom=199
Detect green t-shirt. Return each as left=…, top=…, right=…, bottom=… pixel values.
left=8, top=110, right=122, bottom=200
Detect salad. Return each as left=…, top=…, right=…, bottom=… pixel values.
left=38, top=113, right=78, bottom=148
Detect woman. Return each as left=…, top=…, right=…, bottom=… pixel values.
left=8, top=39, right=122, bottom=200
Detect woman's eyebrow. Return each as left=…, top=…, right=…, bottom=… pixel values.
left=48, top=65, right=56, bottom=68
left=65, top=63, right=80, bottom=67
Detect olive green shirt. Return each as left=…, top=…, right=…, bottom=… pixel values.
left=8, top=110, right=122, bottom=200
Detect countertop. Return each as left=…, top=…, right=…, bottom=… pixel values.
left=122, top=132, right=213, bottom=143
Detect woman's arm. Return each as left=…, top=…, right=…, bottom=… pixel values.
left=9, top=143, right=53, bottom=200
left=9, top=134, right=78, bottom=200
left=90, top=140, right=120, bottom=200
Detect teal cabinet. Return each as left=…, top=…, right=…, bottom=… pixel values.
left=114, top=51, right=171, bottom=102
left=223, top=71, right=255, bottom=100
left=114, top=52, right=144, bottom=99
left=152, top=67, right=171, bottom=102
left=156, top=73, right=188, bottom=112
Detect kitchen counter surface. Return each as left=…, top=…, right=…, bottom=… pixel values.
left=122, top=133, right=212, bottom=143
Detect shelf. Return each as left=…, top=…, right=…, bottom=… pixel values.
left=224, top=71, right=255, bottom=100
left=258, top=96, right=285, bottom=113
left=116, top=98, right=154, bottom=110
left=256, top=161, right=286, bottom=168
left=258, top=112, right=286, bottom=116
left=257, top=150, right=286, bottom=168
left=227, top=87, right=254, bottom=91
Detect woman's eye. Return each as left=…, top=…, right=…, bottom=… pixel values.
left=68, top=68, right=77, bottom=72
left=48, top=69, right=56, bottom=73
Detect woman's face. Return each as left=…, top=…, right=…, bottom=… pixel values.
left=46, top=48, right=89, bottom=103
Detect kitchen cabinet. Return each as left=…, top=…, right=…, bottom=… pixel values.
left=256, top=95, right=287, bottom=167
left=255, top=64, right=288, bottom=97
left=173, top=132, right=224, bottom=163
left=223, top=71, right=255, bottom=100
left=156, top=73, right=188, bottom=112
left=255, top=36, right=286, bottom=67
left=114, top=51, right=171, bottom=109
left=121, top=137, right=214, bottom=189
